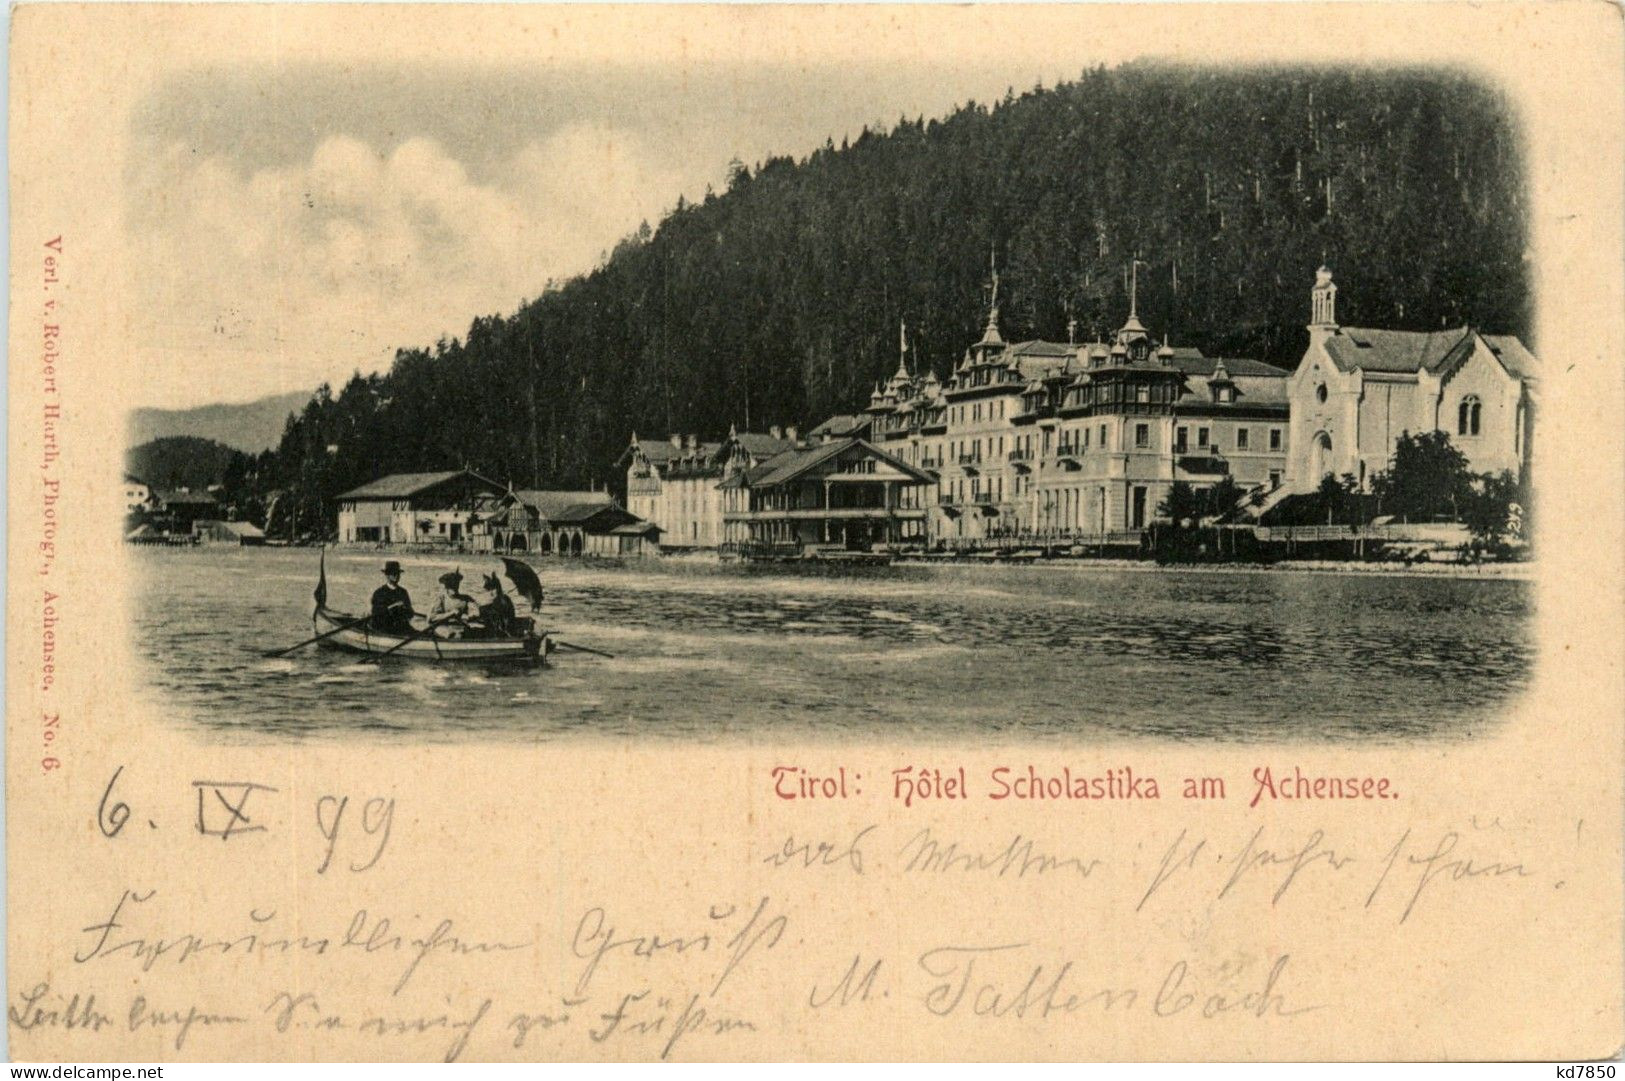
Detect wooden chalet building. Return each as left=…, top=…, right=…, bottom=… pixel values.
left=335, top=470, right=503, bottom=546
left=718, top=437, right=934, bottom=554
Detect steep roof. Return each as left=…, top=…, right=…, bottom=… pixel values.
left=1007, top=339, right=1289, bottom=380
left=1323, top=326, right=1538, bottom=382
left=512, top=489, right=615, bottom=523
left=1481, top=335, right=1540, bottom=380
left=810, top=414, right=870, bottom=439
left=634, top=432, right=797, bottom=465
left=633, top=438, right=719, bottom=465
left=336, top=470, right=500, bottom=500
left=1323, top=327, right=1470, bottom=374
left=201, top=519, right=265, bottom=538
left=1165, top=353, right=1287, bottom=378
left=733, top=431, right=801, bottom=458
left=634, top=440, right=681, bottom=465
left=1004, top=340, right=1079, bottom=360
left=1178, top=372, right=1292, bottom=409
left=751, top=440, right=852, bottom=487
left=722, top=438, right=934, bottom=489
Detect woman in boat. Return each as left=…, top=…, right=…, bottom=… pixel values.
left=477, top=572, right=519, bottom=638
left=427, top=570, right=479, bottom=635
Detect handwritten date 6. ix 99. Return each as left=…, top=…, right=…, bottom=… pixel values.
left=95, top=765, right=394, bottom=874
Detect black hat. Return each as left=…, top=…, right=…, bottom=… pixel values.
left=382, top=560, right=404, bottom=576
left=439, top=570, right=463, bottom=588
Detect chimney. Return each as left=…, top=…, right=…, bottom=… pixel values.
left=686, top=434, right=697, bottom=450
left=785, top=425, right=799, bottom=443
left=670, top=433, right=682, bottom=451
left=770, top=425, right=782, bottom=440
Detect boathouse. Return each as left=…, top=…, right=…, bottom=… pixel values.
left=149, top=487, right=220, bottom=533
left=193, top=519, right=267, bottom=546
left=335, top=469, right=503, bottom=546
left=469, top=488, right=660, bottom=557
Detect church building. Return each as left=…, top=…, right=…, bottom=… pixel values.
left=1287, top=267, right=1537, bottom=490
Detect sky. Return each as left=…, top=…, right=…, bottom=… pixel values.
left=124, top=60, right=1099, bottom=410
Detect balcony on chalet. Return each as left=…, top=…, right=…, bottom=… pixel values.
left=1056, top=441, right=1085, bottom=469
left=957, top=452, right=983, bottom=474
left=1007, top=447, right=1034, bottom=473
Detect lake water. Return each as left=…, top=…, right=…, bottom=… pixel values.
left=130, top=546, right=1533, bottom=744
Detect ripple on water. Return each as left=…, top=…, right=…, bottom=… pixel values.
left=129, top=546, right=1532, bottom=743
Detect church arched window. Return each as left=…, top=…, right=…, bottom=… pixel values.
left=1458, top=395, right=1482, bottom=437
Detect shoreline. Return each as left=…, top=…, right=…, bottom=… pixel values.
left=910, top=556, right=1537, bottom=582
left=246, top=543, right=1536, bottom=583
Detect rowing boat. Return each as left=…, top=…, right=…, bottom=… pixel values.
left=313, top=605, right=550, bottom=662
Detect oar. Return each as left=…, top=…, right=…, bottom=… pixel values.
left=553, top=640, right=615, bottom=659
left=264, top=614, right=371, bottom=657
left=366, top=615, right=457, bottom=663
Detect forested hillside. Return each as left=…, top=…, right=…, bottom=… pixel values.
left=127, top=436, right=245, bottom=492
left=239, top=62, right=1529, bottom=536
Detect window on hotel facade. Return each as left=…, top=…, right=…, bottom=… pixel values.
left=1176, top=426, right=1188, bottom=452
left=1458, top=396, right=1482, bottom=436
left=1236, top=428, right=1250, bottom=450
left=1135, top=423, right=1150, bottom=448
left=1135, top=385, right=1150, bottom=404
left=1269, top=428, right=1282, bottom=451
left=1099, top=423, right=1108, bottom=447
left=1197, top=427, right=1209, bottom=448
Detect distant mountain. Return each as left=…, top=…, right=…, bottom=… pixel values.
left=126, top=436, right=243, bottom=492
left=128, top=390, right=311, bottom=452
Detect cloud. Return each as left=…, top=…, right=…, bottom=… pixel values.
left=126, top=127, right=690, bottom=407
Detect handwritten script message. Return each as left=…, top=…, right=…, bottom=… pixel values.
left=10, top=771, right=1548, bottom=1061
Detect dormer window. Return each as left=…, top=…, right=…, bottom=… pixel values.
left=1130, top=341, right=1150, bottom=363
left=1215, top=385, right=1235, bottom=404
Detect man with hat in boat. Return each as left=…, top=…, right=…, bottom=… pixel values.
left=427, top=569, right=480, bottom=636
left=370, top=560, right=418, bottom=636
